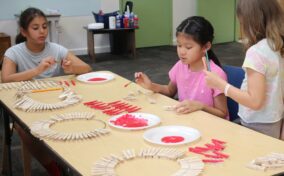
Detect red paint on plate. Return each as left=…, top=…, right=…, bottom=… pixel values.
left=110, top=114, right=148, bottom=127
left=161, top=136, right=185, bottom=143
left=88, top=77, right=107, bottom=81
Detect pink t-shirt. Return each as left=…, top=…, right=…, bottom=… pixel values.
left=169, top=60, right=227, bottom=107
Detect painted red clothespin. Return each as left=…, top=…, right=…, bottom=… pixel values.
left=71, top=80, right=76, bottom=86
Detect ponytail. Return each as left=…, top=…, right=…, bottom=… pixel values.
left=15, top=33, right=26, bottom=44
left=207, top=49, right=222, bottom=67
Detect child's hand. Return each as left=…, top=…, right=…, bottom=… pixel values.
left=134, top=72, right=152, bottom=90
left=62, top=58, right=73, bottom=74
left=175, top=100, right=203, bottom=114
left=204, top=70, right=227, bottom=91
left=37, top=56, right=56, bottom=74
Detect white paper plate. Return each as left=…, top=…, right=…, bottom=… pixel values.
left=108, top=113, right=161, bottom=130
left=143, top=125, right=201, bottom=146
left=76, top=72, right=114, bottom=84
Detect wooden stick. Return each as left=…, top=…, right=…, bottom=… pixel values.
left=31, top=87, right=63, bottom=93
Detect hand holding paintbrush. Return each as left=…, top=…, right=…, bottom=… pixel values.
left=202, top=51, right=211, bottom=71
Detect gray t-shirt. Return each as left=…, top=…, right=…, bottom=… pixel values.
left=5, top=42, right=68, bottom=79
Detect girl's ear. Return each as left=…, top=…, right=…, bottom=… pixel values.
left=20, top=27, right=27, bottom=38
left=202, top=42, right=212, bottom=53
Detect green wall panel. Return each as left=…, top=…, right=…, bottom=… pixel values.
left=120, top=0, right=172, bottom=48
left=197, top=0, right=236, bottom=43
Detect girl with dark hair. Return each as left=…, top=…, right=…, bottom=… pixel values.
left=205, top=0, right=284, bottom=140
left=2, top=7, right=91, bottom=83
left=135, top=16, right=228, bottom=119
left=1, top=7, right=92, bottom=175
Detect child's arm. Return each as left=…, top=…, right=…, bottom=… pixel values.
left=204, top=69, right=266, bottom=110
left=175, top=94, right=228, bottom=118
left=135, top=72, right=177, bottom=97
left=61, top=52, right=92, bottom=74
left=1, top=56, right=56, bottom=83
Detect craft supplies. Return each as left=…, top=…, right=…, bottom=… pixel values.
left=91, top=148, right=204, bottom=176
left=0, top=80, right=58, bottom=91
left=188, top=138, right=229, bottom=163
left=143, top=126, right=201, bottom=146
left=30, top=112, right=110, bottom=141
left=14, top=88, right=82, bottom=112
left=108, top=112, right=160, bottom=130
left=110, top=113, right=148, bottom=127
left=247, top=153, right=284, bottom=171
left=161, top=136, right=185, bottom=143
left=31, top=87, right=63, bottom=93
left=76, top=72, right=114, bottom=84
left=84, top=100, right=141, bottom=115
left=124, top=81, right=133, bottom=87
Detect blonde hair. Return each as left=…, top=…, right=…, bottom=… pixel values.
left=237, top=0, right=284, bottom=57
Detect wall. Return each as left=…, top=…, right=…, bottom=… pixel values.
left=172, top=0, right=197, bottom=45
left=0, top=0, right=196, bottom=55
left=0, top=0, right=119, bottom=55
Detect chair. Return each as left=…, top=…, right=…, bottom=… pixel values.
left=223, top=65, right=245, bottom=123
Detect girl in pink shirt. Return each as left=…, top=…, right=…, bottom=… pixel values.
left=135, top=16, right=228, bottom=119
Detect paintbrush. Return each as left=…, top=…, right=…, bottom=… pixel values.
left=124, top=70, right=150, bottom=88
left=205, top=51, right=211, bottom=71
left=31, top=87, right=63, bottom=93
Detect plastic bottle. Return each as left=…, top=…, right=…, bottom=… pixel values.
left=123, top=14, right=129, bottom=28
left=116, top=14, right=121, bottom=28
left=134, top=15, right=139, bottom=28
left=129, top=12, right=134, bottom=28
left=109, top=16, right=116, bottom=29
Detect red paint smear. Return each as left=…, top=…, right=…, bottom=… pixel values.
left=161, top=136, right=185, bottom=143
left=88, top=77, right=107, bottom=81
left=110, top=114, right=148, bottom=127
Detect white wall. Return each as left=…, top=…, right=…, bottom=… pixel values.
left=172, top=0, right=197, bottom=45
left=0, top=0, right=196, bottom=55
left=0, top=0, right=119, bottom=56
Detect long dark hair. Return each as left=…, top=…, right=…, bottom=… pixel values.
left=16, top=7, right=46, bottom=44
left=176, top=16, right=221, bottom=67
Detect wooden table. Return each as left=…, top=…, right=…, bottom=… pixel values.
left=1, top=72, right=284, bottom=176
left=84, top=27, right=136, bottom=62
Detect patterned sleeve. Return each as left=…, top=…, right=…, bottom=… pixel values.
left=242, top=47, right=266, bottom=75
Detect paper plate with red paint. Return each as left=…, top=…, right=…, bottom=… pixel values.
left=143, top=126, right=201, bottom=146
left=108, top=113, right=161, bottom=130
left=76, top=72, right=115, bottom=84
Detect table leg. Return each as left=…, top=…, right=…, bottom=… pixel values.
left=87, top=30, right=95, bottom=62
left=2, top=108, right=12, bottom=176
left=130, top=30, right=136, bottom=58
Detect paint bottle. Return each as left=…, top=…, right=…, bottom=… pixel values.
left=123, top=14, right=129, bottom=28
left=109, top=16, right=116, bottom=29
left=129, top=12, right=134, bottom=28
left=134, top=15, right=139, bottom=28
left=116, top=14, right=121, bottom=28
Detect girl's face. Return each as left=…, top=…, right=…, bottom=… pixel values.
left=176, top=33, right=208, bottom=66
left=21, top=16, right=48, bottom=45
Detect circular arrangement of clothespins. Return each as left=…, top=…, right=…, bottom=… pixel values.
left=91, top=147, right=204, bottom=176
left=30, top=112, right=110, bottom=141
left=14, top=87, right=82, bottom=112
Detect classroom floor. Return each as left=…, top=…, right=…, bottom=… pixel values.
left=0, top=42, right=245, bottom=176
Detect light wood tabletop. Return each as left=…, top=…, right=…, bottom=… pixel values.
left=0, top=71, right=284, bottom=176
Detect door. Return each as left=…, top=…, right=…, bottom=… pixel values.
left=120, top=0, right=172, bottom=48
left=197, top=0, right=236, bottom=43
